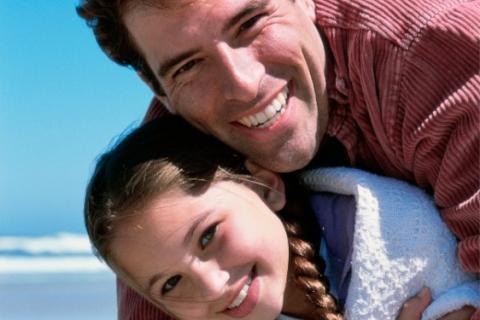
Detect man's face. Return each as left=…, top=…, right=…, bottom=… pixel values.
left=125, top=0, right=329, bottom=172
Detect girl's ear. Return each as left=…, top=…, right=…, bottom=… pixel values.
left=136, top=71, right=176, bottom=114
left=245, top=160, right=286, bottom=211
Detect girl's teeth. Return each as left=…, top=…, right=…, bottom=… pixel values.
left=228, top=284, right=249, bottom=309
left=227, top=272, right=254, bottom=310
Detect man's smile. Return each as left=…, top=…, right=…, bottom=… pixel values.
left=236, top=85, right=288, bottom=128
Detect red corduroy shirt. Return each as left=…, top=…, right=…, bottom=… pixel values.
left=117, top=0, right=479, bottom=318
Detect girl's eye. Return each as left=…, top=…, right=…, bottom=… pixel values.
left=173, top=59, right=200, bottom=78
left=238, top=14, right=266, bottom=35
left=161, top=275, right=182, bottom=295
left=199, top=224, right=217, bottom=249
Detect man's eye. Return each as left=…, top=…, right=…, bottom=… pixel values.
left=161, top=275, right=182, bottom=295
left=173, top=59, right=200, bottom=78
left=199, top=224, right=217, bottom=249
left=238, top=14, right=266, bottom=35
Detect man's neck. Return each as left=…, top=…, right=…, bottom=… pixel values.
left=306, top=136, right=350, bottom=170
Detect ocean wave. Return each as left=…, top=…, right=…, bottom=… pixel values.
left=0, top=233, right=93, bottom=255
left=0, top=256, right=109, bottom=273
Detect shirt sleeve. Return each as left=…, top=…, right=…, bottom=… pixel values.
left=117, top=278, right=174, bottom=320
left=397, top=0, right=480, bottom=273
left=321, top=0, right=480, bottom=274
left=142, top=98, right=172, bottom=124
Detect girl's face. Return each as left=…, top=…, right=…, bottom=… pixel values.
left=110, top=179, right=289, bottom=320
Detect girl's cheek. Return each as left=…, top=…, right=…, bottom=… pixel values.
left=221, top=223, right=257, bottom=259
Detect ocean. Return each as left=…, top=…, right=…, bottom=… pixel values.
left=0, top=233, right=117, bottom=320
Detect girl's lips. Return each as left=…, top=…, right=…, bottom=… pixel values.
left=222, top=268, right=259, bottom=318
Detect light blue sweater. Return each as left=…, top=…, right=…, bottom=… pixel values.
left=299, top=167, right=479, bottom=320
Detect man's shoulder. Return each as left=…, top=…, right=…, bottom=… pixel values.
left=314, top=0, right=461, bottom=49
left=142, top=98, right=172, bottom=124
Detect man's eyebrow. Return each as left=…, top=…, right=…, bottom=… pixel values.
left=157, top=0, right=269, bottom=78
left=147, top=210, right=212, bottom=293
left=222, top=0, right=270, bottom=33
left=157, top=48, right=199, bottom=78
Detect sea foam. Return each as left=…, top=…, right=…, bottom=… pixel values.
left=0, top=232, right=91, bottom=254
left=0, top=233, right=109, bottom=274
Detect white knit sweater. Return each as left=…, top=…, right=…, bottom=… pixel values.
left=300, top=167, right=479, bottom=320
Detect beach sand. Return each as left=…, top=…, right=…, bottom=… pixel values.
left=0, top=271, right=117, bottom=320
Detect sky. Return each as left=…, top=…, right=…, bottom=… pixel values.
left=0, top=1, right=152, bottom=236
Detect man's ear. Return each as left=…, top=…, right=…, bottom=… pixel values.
left=245, top=160, right=286, bottom=211
left=136, top=71, right=176, bottom=114
left=299, top=0, right=316, bottom=22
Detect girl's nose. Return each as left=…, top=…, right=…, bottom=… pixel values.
left=189, top=259, right=230, bottom=298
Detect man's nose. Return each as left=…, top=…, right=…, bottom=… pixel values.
left=189, top=259, right=230, bottom=298
left=216, top=44, right=263, bottom=102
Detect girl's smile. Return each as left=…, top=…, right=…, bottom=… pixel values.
left=222, top=267, right=259, bottom=317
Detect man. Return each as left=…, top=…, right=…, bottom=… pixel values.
left=78, top=0, right=479, bottom=318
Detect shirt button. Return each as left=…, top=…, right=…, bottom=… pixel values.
left=336, top=77, right=347, bottom=92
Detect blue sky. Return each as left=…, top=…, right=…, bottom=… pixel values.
left=0, top=2, right=152, bottom=236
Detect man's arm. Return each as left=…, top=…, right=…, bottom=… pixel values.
left=143, top=98, right=172, bottom=124
left=397, top=0, right=480, bottom=274
left=328, top=0, right=480, bottom=273
left=117, top=270, right=173, bottom=319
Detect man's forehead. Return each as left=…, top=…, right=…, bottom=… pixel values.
left=125, top=0, right=270, bottom=68
left=124, top=0, right=199, bottom=11
left=123, top=0, right=223, bottom=31
left=125, top=0, right=269, bottom=15
left=125, top=0, right=271, bottom=42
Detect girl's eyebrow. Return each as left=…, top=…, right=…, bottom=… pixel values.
left=147, top=209, right=213, bottom=292
left=148, top=272, right=164, bottom=293
left=183, top=209, right=213, bottom=246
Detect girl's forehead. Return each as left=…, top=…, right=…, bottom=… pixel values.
left=116, top=179, right=259, bottom=234
left=130, top=181, right=251, bottom=227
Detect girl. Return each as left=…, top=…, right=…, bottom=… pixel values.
left=85, top=117, right=478, bottom=320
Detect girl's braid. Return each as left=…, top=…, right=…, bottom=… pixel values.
left=284, top=220, right=343, bottom=320
left=280, top=173, right=343, bottom=320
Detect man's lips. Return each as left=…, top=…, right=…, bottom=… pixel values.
left=236, top=85, right=289, bottom=129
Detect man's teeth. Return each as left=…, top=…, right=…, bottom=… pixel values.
left=238, top=87, right=288, bottom=128
left=227, top=274, right=253, bottom=310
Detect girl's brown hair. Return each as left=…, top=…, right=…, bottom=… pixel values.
left=85, top=116, right=342, bottom=319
